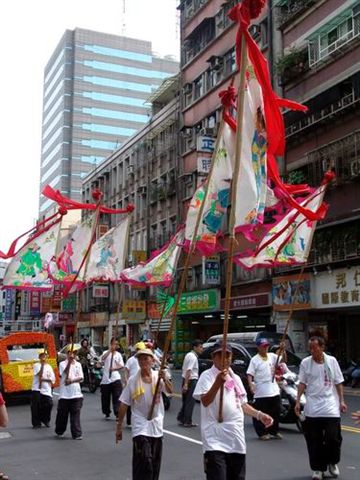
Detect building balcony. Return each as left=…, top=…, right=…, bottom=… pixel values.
left=276, top=0, right=317, bottom=30
left=276, top=47, right=309, bottom=86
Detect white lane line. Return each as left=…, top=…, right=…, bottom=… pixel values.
left=163, top=429, right=203, bottom=446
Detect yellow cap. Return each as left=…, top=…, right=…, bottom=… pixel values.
left=134, top=341, right=146, bottom=351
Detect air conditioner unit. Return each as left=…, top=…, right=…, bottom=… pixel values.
left=184, top=83, right=193, bottom=94
left=350, top=159, right=360, bottom=177
left=139, top=185, right=147, bottom=195
left=249, top=24, right=261, bottom=39
left=127, top=165, right=134, bottom=175
left=212, top=57, right=224, bottom=71
left=200, top=127, right=214, bottom=136
left=184, top=173, right=194, bottom=185
left=181, top=127, right=192, bottom=138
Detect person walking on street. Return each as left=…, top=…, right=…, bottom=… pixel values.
left=246, top=337, right=282, bottom=440
left=55, top=345, right=84, bottom=440
left=295, top=336, right=347, bottom=480
left=115, top=348, right=173, bottom=480
left=177, top=339, right=203, bottom=427
left=100, top=337, right=124, bottom=419
left=193, top=342, right=273, bottom=480
left=124, top=341, right=146, bottom=427
left=31, top=350, right=55, bottom=428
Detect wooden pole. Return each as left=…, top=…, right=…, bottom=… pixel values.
left=218, top=35, right=248, bottom=422
left=147, top=118, right=227, bottom=420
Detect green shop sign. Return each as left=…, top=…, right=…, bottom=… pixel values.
left=178, top=289, right=220, bottom=314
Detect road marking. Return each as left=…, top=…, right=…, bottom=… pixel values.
left=342, top=425, right=360, bottom=434
left=163, top=429, right=203, bottom=445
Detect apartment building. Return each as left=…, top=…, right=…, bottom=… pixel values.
left=273, top=0, right=360, bottom=360
left=80, top=76, right=180, bottom=346
left=175, top=0, right=273, bottom=364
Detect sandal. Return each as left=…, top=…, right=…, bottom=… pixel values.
left=0, top=473, right=9, bottom=480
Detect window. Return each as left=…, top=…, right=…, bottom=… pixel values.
left=194, top=75, right=204, bottom=100
left=224, top=49, right=236, bottom=75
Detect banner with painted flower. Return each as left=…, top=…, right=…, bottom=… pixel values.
left=85, top=216, right=130, bottom=283
left=3, top=222, right=61, bottom=290
left=121, top=228, right=184, bottom=287
left=48, top=218, right=93, bottom=289
left=184, top=122, right=233, bottom=256
left=235, top=185, right=327, bottom=269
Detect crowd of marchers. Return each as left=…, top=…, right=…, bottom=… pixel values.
left=2, top=335, right=359, bottom=480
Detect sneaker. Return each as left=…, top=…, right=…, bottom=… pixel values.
left=125, top=424, right=132, bottom=429
left=312, top=471, right=323, bottom=480
left=270, top=433, right=283, bottom=439
left=183, top=423, right=198, bottom=427
left=259, top=434, right=271, bottom=441
left=32, top=425, right=41, bottom=429
left=43, top=423, right=50, bottom=428
left=105, top=414, right=111, bottom=420
left=55, top=433, right=64, bottom=438
left=329, top=464, right=339, bottom=477
left=73, top=436, right=83, bottom=440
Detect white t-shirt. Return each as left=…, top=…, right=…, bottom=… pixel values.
left=120, top=370, right=164, bottom=438
left=298, top=355, right=344, bottom=418
left=101, top=350, right=124, bottom=385
left=182, top=351, right=199, bottom=380
left=59, top=360, right=84, bottom=399
left=193, top=366, right=248, bottom=454
left=32, top=363, right=55, bottom=397
left=246, top=353, right=280, bottom=398
left=125, top=355, right=140, bottom=379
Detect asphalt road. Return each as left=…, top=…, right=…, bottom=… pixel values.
left=0, top=373, right=359, bottom=480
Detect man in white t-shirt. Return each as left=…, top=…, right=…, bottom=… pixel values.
left=246, top=337, right=282, bottom=440
left=177, top=339, right=203, bottom=427
left=31, top=351, right=56, bottom=428
left=194, top=342, right=273, bottom=480
left=100, top=338, right=124, bottom=419
left=55, top=345, right=84, bottom=439
left=295, top=336, right=347, bottom=480
left=124, top=341, right=146, bottom=427
left=116, top=348, right=172, bottom=480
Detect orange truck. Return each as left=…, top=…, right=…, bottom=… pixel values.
left=0, top=332, right=59, bottom=398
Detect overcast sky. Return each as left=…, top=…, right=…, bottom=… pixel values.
left=0, top=0, right=179, bottom=253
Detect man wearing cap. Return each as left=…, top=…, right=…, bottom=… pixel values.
left=31, top=351, right=55, bottom=428
left=247, top=337, right=282, bottom=440
left=177, top=339, right=203, bottom=427
left=55, top=345, right=84, bottom=439
left=124, top=341, right=146, bottom=427
left=194, top=342, right=273, bottom=480
left=100, top=337, right=124, bottom=419
left=116, top=348, right=173, bottom=480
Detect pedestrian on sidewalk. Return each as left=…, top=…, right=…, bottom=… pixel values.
left=100, top=337, right=124, bottom=419
left=31, top=350, right=55, bottom=428
left=55, top=345, right=84, bottom=440
left=124, top=341, right=146, bottom=427
left=193, top=342, right=273, bottom=480
left=246, top=337, right=282, bottom=440
left=295, top=335, right=347, bottom=480
left=177, top=339, right=203, bottom=427
left=115, top=348, right=173, bottom=480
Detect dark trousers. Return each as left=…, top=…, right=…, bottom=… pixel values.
left=55, top=397, right=83, bottom=439
left=252, top=395, right=280, bottom=437
left=177, top=378, right=197, bottom=425
left=100, top=380, right=122, bottom=417
left=132, top=435, right=163, bottom=480
left=204, top=451, right=246, bottom=480
left=31, top=391, right=53, bottom=427
left=303, top=417, right=342, bottom=472
left=126, top=406, right=132, bottom=426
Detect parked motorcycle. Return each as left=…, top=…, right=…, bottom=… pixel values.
left=342, top=360, right=358, bottom=385
left=81, top=353, right=103, bottom=393
left=278, top=371, right=306, bottom=432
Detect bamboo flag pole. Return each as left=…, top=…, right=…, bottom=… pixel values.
left=147, top=117, right=227, bottom=420
left=218, top=35, right=248, bottom=423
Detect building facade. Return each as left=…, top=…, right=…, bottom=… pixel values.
left=39, top=28, right=178, bottom=219
left=80, top=76, right=180, bottom=347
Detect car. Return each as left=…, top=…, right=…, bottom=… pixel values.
left=198, top=342, right=301, bottom=398
left=205, top=331, right=295, bottom=353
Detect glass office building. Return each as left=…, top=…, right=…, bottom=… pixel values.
left=39, top=28, right=178, bottom=217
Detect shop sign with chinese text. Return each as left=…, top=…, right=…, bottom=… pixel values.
left=314, top=267, right=360, bottom=308
left=178, top=289, right=220, bottom=315
left=92, top=285, right=109, bottom=298
left=122, top=300, right=146, bottom=321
